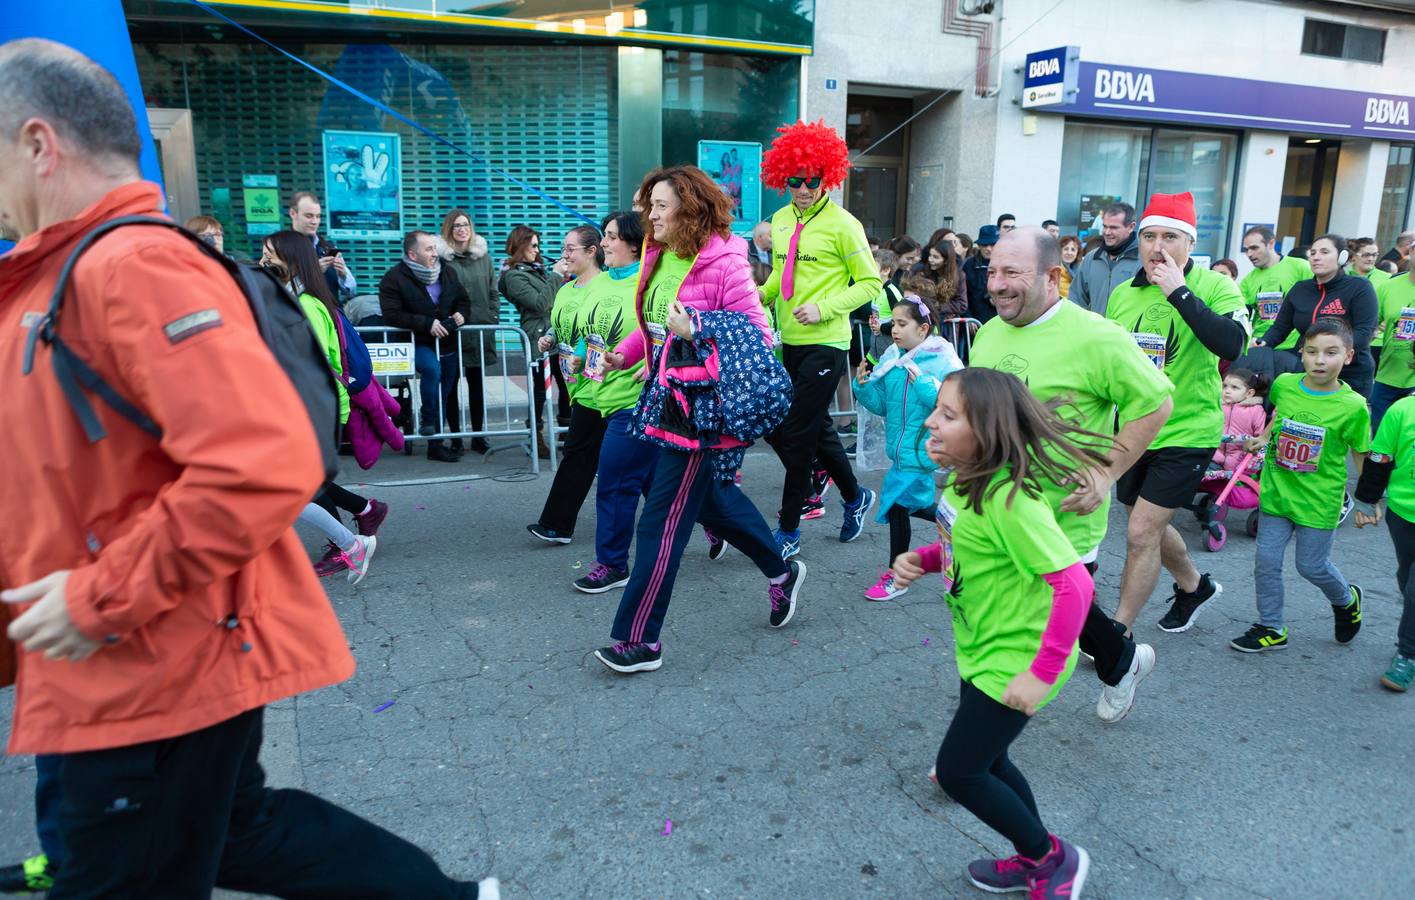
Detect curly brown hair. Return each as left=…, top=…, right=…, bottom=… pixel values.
left=636, top=166, right=734, bottom=257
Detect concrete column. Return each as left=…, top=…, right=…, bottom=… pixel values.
left=616, top=47, right=662, bottom=209
left=1329, top=140, right=1391, bottom=239
left=1230, top=131, right=1290, bottom=273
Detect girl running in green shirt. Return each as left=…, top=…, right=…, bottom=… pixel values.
left=892, top=368, right=1108, bottom=899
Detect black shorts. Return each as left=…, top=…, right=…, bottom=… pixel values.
left=1115, top=446, right=1215, bottom=510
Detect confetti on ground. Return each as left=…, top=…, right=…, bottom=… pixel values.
left=413, top=504, right=427, bottom=511
left=572, top=562, right=583, bottom=570
left=790, top=639, right=799, bottom=647
left=373, top=700, right=396, bottom=713
left=921, top=637, right=931, bottom=647
left=661, top=819, right=673, bottom=836
left=528, top=684, right=534, bottom=690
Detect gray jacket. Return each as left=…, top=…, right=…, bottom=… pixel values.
left=439, top=234, right=498, bottom=367
left=1070, top=233, right=1140, bottom=316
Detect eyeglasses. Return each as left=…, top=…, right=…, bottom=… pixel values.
left=561, top=244, right=586, bottom=254
left=1357, top=252, right=1379, bottom=259
left=452, top=222, right=472, bottom=230
left=785, top=176, right=823, bottom=189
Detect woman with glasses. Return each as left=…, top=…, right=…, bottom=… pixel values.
left=438, top=209, right=497, bottom=454
left=526, top=225, right=607, bottom=544
left=499, top=225, right=563, bottom=458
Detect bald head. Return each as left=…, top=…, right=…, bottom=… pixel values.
left=0, top=38, right=141, bottom=166
left=987, top=227, right=1064, bottom=326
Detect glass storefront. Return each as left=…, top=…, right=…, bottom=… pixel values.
left=1378, top=144, right=1414, bottom=248
left=1056, top=121, right=1238, bottom=260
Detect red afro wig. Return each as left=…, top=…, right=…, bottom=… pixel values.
left=761, top=119, right=851, bottom=192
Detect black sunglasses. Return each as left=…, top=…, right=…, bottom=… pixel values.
left=785, top=175, right=823, bottom=189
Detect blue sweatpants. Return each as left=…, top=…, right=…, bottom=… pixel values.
left=610, top=447, right=788, bottom=644
left=594, top=411, right=658, bottom=572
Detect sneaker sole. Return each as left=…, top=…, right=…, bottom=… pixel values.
left=840, top=490, right=877, bottom=543
left=593, top=650, right=663, bottom=673
left=348, top=536, right=377, bottom=585
left=965, top=873, right=1029, bottom=894
left=528, top=526, right=571, bottom=545
left=1228, top=639, right=1287, bottom=653
left=864, top=587, right=908, bottom=602
left=574, top=577, right=630, bottom=595
left=1097, top=643, right=1156, bottom=725
left=1380, top=674, right=1411, bottom=692
left=801, top=509, right=826, bottom=520
left=1156, top=581, right=1223, bottom=633
left=771, top=561, right=807, bottom=629
left=1071, top=845, right=1092, bottom=899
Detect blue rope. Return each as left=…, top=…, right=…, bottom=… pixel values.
left=185, top=0, right=597, bottom=226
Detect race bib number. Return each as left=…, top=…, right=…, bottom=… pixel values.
left=584, top=334, right=606, bottom=382
left=556, top=342, right=579, bottom=383
left=648, top=322, right=667, bottom=352
left=934, top=497, right=958, bottom=595
left=1132, top=332, right=1166, bottom=370
left=1256, top=291, right=1283, bottom=322
left=1396, top=307, right=1415, bottom=342
left=1274, top=418, right=1325, bottom=473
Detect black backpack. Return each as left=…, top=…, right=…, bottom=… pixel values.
left=21, top=216, right=341, bottom=482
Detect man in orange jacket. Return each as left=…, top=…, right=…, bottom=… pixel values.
left=0, top=38, right=495, bottom=899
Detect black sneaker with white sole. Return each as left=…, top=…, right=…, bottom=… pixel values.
left=769, top=560, right=807, bottom=628
left=1156, top=573, right=1221, bottom=633
left=1230, top=623, right=1288, bottom=653
left=573, top=563, right=630, bottom=594
left=527, top=523, right=572, bottom=545
left=594, top=641, right=662, bottom=673
left=1334, top=584, right=1363, bottom=644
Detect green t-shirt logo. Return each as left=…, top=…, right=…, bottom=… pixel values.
left=996, top=353, right=1029, bottom=376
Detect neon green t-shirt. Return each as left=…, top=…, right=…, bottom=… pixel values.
left=1240, top=255, right=1310, bottom=348
left=1375, top=274, right=1415, bottom=390
left=1259, top=373, right=1371, bottom=530
left=1354, top=266, right=1393, bottom=347
left=970, top=300, right=1172, bottom=554
left=1371, top=396, right=1415, bottom=522
left=298, top=292, right=349, bottom=423
left=935, top=471, right=1081, bottom=707
left=759, top=196, right=882, bottom=350
left=580, top=269, right=645, bottom=417
left=1106, top=264, right=1249, bottom=450
left=639, top=250, right=694, bottom=358
left=550, top=276, right=598, bottom=404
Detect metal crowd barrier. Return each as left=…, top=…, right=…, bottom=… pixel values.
left=355, top=324, right=541, bottom=474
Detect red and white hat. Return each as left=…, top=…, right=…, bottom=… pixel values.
left=1138, top=192, right=1197, bottom=240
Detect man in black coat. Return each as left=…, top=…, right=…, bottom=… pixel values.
left=961, top=224, right=999, bottom=323
left=379, top=230, right=471, bottom=461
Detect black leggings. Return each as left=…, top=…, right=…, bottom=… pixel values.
left=934, top=680, right=1050, bottom=861
left=887, top=503, right=935, bottom=567
left=315, top=482, right=367, bottom=521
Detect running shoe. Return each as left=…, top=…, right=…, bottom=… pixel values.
left=0, top=854, right=54, bottom=893
left=1229, top=623, right=1288, bottom=653
left=313, top=542, right=347, bottom=577
left=769, top=560, right=807, bottom=628
left=478, top=877, right=501, bottom=900
left=773, top=527, right=801, bottom=561
left=864, top=570, right=908, bottom=601
left=1339, top=490, right=1355, bottom=526
left=811, top=467, right=832, bottom=502
left=1096, top=643, right=1156, bottom=724
left=354, top=499, right=389, bottom=536
left=800, top=495, right=826, bottom=520
left=574, top=563, right=629, bottom=594
left=1025, top=835, right=1090, bottom=900
left=1334, top=584, right=1363, bottom=644
left=705, top=527, right=729, bottom=561
left=343, top=535, right=377, bottom=585
left=1381, top=654, right=1415, bottom=692
left=527, top=523, right=572, bottom=545
left=1156, top=574, right=1221, bottom=633
left=839, top=488, right=877, bottom=543
left=594, top=641, right=662, bottom=673
left=927, top=764, right=939, bottom=786
left=966, top=854, right=1031, bottom=894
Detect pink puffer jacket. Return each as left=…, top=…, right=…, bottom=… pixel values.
left=614, top=232, right=772, bottom=366
left=1213, top=402, right=1268, bottom=474
left=345, top=380, right=405, bottom=469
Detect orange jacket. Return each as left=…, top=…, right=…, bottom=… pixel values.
left=0, top=182, right=354, bottom=754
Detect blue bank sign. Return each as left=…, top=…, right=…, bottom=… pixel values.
left=1022, top=46, right=1078, bottom=109
left=1029, top=51, right=1415, bottom=140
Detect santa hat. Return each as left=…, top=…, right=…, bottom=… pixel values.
left=1138, top=192, right=1197, bottom=240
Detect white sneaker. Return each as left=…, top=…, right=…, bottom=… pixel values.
left=1096, top=642, right=1155, bottom=724
left=478, top=877, right=501, bottom=900
left=343, top=535, right=377, bottom=585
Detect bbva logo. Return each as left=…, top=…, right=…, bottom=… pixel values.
left=1366, top=98, right=1410, bottom=126
left=1028, top=57, right=1061, bottom=80
left=1094, top=68, right=1155, bottom=103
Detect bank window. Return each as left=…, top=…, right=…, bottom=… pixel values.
left=1057, top=122, right=1238, bottom=260
left=1302, top=19, right=1385, bottom=64
left=1378, top=145, right=1414, bottom=249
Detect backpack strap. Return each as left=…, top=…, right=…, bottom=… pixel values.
left=21, top=216, right=236, bottom=443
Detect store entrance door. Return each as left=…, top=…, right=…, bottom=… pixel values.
left=1277, top=139, right=1340, bottom=251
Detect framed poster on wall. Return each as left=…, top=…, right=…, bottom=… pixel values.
left=697, top=141, right=762, bottom=238
left=322, top=130, right=403, bottom=240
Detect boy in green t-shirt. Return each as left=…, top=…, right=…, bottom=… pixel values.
left=1354, top=393, right=1415, bottom=691
left=1232, top=318, right=1371, bottom=653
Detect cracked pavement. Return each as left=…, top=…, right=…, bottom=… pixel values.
left=2, top=447, right=1413, bottom=898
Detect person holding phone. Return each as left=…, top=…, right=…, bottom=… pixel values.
left=288, top=191, right=357, bottom=302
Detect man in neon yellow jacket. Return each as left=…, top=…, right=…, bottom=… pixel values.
left=759, top=120, right=882, bottom=560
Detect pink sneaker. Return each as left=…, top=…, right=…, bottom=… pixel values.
left=863, top=570, right=908, bottom=601
left=313, top=542, right=347, bottom=577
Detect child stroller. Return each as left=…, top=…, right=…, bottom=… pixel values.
left=1191, top=451, right=1261, bottom=552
